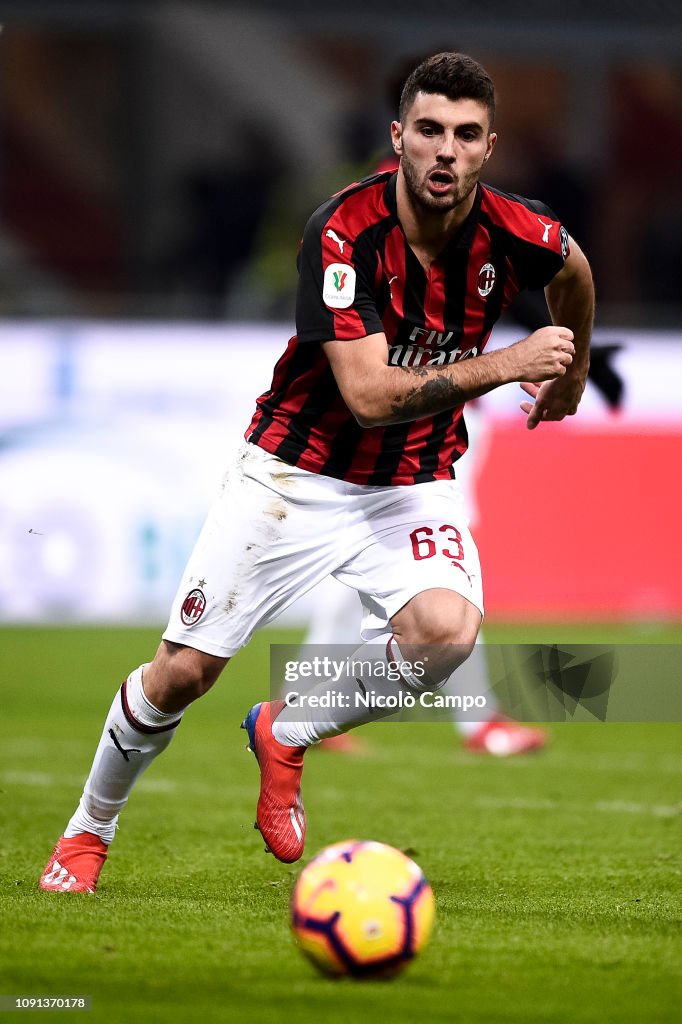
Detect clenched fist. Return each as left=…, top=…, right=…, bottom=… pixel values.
left=507, top=326, right=575, bottom=383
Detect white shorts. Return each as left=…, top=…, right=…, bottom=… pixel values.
left=163, top=442, right=484, bottom=657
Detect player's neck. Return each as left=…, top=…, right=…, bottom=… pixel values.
left=397, top=176, right=477, bottom=266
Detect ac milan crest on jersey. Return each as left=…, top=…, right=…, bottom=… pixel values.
left=477, top=262, right=496, bottom=297
left=180, top=588, right=206, bottom=626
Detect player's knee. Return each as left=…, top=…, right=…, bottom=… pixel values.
left=144, top=641, right=227, bottom=708
left=414, top=632, right=476, bottom=690
left=416, top=614, right=478, bottom=653
left=392, top=594, right=481, bottom=688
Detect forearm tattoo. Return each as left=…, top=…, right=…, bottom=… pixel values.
left=389, top=366, right=467, bottom=421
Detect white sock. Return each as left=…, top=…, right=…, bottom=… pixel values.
left=272, top=634, right=423, bottom=747
left=64, top=665, right=186, bottom=844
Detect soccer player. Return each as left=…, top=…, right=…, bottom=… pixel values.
left=41, top=52, right=593, bottom=891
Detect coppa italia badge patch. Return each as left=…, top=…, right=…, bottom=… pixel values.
left=180, top=588, right=206, bottom=626
left=323, top=262, right=356, bottom=309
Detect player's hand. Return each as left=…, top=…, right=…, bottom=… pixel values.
left=519, top=375, right=585, bottom=430
left=509, top=326, right=575, bottom=383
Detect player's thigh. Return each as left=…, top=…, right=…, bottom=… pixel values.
left=336, top=478, right=483, bottom=645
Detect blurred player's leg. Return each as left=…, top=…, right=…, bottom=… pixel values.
left=302, top=577, right=359, bottom=647
left=441, top=636, right=547, bottom=755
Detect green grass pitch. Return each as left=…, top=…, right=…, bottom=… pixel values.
left=0, top=625, right=680, bottom=1023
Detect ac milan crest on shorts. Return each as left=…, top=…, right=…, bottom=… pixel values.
left=180, top=588, right=206, bottom=626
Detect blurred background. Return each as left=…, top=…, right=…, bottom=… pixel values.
left=1, top=0, right=681, bottom=323
left=0, top=0, right=681, bottom=629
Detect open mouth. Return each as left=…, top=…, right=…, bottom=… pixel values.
left=427, top=171, right=454, bottom=193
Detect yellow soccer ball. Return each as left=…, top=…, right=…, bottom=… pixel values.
left=290, top=840, right=435, bottom=978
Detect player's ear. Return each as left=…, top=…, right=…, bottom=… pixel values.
left=483, top=132, right=497, bottom=162
left=391, top=121, right=403, bottom=155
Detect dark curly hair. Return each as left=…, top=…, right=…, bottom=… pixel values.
left=398, top=52, right=496, bottom=128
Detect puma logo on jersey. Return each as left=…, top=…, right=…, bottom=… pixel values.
left=538, top=218, right=554, bottom=244
left=325, top=229, right=347, bottom=254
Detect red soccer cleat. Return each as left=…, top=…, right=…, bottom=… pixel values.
left=463, top=715, right=547, bottom=757
left=241, top=701, right=307, bottom=864
left=40, top=833, right=108, bottom=894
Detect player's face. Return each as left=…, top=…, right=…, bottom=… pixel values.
left=392, top=93, right=496, bottom=215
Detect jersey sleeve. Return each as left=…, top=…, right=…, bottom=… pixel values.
left=511, top=199, right=570, bottom=291
left=295, top=207, right=384, bottom=344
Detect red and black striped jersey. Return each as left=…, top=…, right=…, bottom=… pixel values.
left=246, top=171, right=569, bottom=486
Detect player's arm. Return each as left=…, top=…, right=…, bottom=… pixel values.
left=520, top=237, right=595, bottom=430
left=323, top=326, right=575, bottom=428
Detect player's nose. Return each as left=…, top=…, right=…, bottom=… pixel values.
left=436, top=134, right=457, bottom=161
